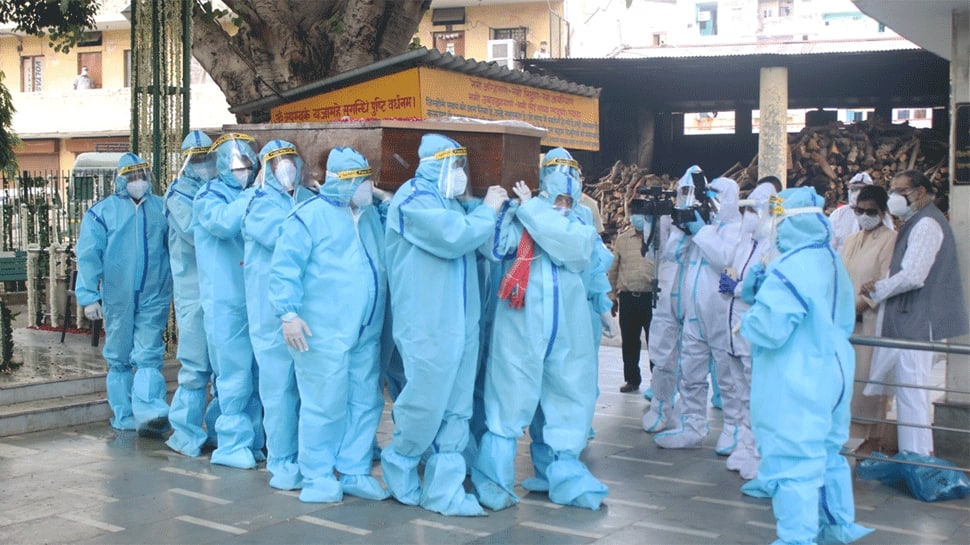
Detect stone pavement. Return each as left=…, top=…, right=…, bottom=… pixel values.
left=0, top=337, right=968, bottom=544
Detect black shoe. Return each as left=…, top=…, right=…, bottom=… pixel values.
left=620, top=383, right=640, bottom=393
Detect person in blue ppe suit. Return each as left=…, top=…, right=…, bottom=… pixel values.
left=472, top=171, right=608, bottom=511
left=269, top=147, right=390, bottom=503
left=656, top=176, right=745, bottom=452
left=739, top=187, right=872, bottom=545
left=76, top=153, right=173, bottom=435
left=242, top=140, right=313, bottom=490
left=717, top=181, right=777, bottom=479
left=523, top=149, right=615, bottom=487
left=381, top=133, right=508, bottom=517
left=165, top=131, right=220, bottom=456
left=194, top=133, right=264, bottom=469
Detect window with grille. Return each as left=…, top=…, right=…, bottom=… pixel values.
left=491, top=27, right=528, bottom=57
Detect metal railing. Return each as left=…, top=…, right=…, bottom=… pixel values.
left=845, top=334, right=970, bottom=473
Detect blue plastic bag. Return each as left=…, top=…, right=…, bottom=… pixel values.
left=857, top=451, right=970, bottom=502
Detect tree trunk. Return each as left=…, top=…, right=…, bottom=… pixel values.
left=191, top=0, right=430, bottom=123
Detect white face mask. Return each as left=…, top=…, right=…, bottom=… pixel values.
left=127, top=180, right=150, bottom=200
left=741, top=211, right=760, bottom=234
left=887, top=193, right=911, bottom=218
left=274, top=160, right=297, bottom=191
left=443, top=168, right=468, bottom=198
left=351, top=180, right=373, bottom=208
left=857, top=213, right=882, bottom=231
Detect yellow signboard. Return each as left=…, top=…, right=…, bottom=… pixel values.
left=270, top=66, right=600, bottom=150
left=270, top=69, right=423, bottom=123
left=418, top=68, right=599, bottom=151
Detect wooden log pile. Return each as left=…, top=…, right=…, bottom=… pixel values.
left=585, top=120, right=950, bottom=245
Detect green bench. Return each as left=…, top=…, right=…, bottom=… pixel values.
left=0, top=251, right=28, bottom=282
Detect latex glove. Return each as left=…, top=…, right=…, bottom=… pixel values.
left=740, top=263, right=766, bottom=304
left=83, top=302, right=103, bottom=321
left=482, top=185, right=509, bottom=213
left=512, top=180, right=532, bottom=204
left=282, top=315, right=312, bottom=353
left=600, top=311, right=619, bottom=339
left=685, top=209, right=705, bottom=235
left=372, top=187, right=393, bottom=203
left=718, top=272, right=739, bottom=295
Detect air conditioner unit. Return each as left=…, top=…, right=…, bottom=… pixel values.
left=487, top=39, right=516, bottom=69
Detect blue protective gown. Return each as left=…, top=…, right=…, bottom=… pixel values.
left=242, top=140, right=307, bottom=490
left=165, top=131, right=219, bottom=457
left=740, top=187, right=872, bottom=545
left=269, top=147, right=389, bottom=504
left=472, top=172, right=608, bottom=511
left=75, top=153, right=173, bottom=433
left=193, top=136, right=263, bottom=469
left=380, top=134, right=496, bottom=517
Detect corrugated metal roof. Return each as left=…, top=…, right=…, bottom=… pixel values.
left=231, top=48, right=600, bottom=115
left=598, top=37, right=921, bottom=59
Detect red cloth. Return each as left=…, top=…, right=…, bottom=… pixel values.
left=497, top=230, right=534, bottom=310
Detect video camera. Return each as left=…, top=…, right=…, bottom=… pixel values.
left=628, top=170, right=715, bottom=230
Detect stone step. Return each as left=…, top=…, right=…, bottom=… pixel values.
left=0, top=364, right=180, bottom=437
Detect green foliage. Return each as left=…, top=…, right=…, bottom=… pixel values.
left=0, top=71, right=18, bottom=175
left=0, top=299, right=17, bottom=372
left=0, top=0, right=100, bottom=53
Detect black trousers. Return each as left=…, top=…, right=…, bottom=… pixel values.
left=618, top=291, right=653, bottom=386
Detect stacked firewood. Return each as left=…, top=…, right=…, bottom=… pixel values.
left=586, top=120, right=949, bottom=244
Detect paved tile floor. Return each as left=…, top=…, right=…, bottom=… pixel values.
left=1, top=344, right=968, bottom=545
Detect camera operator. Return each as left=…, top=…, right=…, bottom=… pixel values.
left=653, top=170, right=746, bottom=454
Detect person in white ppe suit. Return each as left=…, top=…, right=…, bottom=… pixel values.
left=716, top=181, right=777, bottom=478
left=655, top=175, right=744, bottom=452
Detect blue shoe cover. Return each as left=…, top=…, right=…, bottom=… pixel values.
left=471, top=433, right=518, bottom=511
left=110, top=416, right=137, bottom=432
left=166, top=433, right=202, bottom=458
left=817, top=523, right=874, bottom=544
left=420, top=452, right=485, bottom=517
left=267, top=456, right=303, bottom=490
left=380, top=445, right=422, bottom=506
left=521, top=477, right=549, bottom=492
left=211, top=446, right=256, bottom=469
left=546, top=457, right=608, bottom=510
left=341, top=474, right=390, bottom=501
left=252, top=448, right=266, bottom=463
left=299, top=476, right=343, bottom=503
left=643, top=387, right=653, bottom=401
left=740, top=477, right=772, bottom=498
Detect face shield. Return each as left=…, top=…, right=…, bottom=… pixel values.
left=263, top=146, right=301, bottom=192
left=327, top=166, right=374, bottom=207
left=179, top=144, right=214, bottom=183
left=541, top=156, right=580, bottom=179
left=229, top=151, right=256, bottom=188
left=119, top=161, right=152, bottom=200
left=758, top=194, right=825, bottom=264
left=423, top=147, right=468, bottom=199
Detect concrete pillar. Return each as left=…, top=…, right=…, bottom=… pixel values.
left=935, top=6, right=970, bottom=467
left=758, top=67, right=788, bottom=187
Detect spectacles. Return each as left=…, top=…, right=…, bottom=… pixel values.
left=852, top=206, right=880, bottom=217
